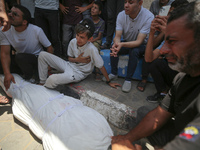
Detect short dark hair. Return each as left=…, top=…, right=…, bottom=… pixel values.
left=75, top=18, right=95, bottom=38
left=13, top=4, right=31, bottom=25
left=171, top=0, right=189, bottom=9
left=94, top=0, right=103, bottom=12
left=168, top=1, right=200, bottom=42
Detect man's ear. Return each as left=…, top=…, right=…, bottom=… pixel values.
left=22, top=20, right=28, bottom=26
left=99, top=10, right=101, bottom=15
left=139, top=0, right=143, bottom=6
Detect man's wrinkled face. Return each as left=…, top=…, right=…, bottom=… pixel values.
left=8, top=7, right=24, bottom=27
left=160, top=15, right=200, bottom=76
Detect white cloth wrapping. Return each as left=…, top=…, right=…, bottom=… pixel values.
left=0, top=74, right=113, bottom=150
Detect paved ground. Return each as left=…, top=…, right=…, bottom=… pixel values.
left=0, top=73, right=157, bottom=150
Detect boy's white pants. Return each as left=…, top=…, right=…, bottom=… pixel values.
left=38, top=51, right=84, bottom=88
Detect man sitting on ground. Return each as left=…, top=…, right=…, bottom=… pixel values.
left=112, top=1, right=200, bottom=149
left=38, top=18, right=120, bottom=89
left=0, top=4, right=53, bottom=104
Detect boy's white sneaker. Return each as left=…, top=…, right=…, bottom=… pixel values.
left=102, top=74, right=118, bottom=82
left=122, top=81, right=132, bottom=93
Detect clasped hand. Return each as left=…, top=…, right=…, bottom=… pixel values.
left=110, top=43, right=122, bottom=57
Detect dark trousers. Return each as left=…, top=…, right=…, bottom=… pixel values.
left=15, top=53, right=39, bottom=80
left=141, top=60, right=150, bottom=80
left=149, top=59, right=178, bottom=93
left=111, top=45, right=146, bottom=81
left=147, top=119, right=176, bottom=147
left=106, top=0, right=124, bottom=45
left=136, top=106, right=176, bottom=148
left=0, top=54, right=22, bottom=75
left=34, top=7, right=62, bottom=56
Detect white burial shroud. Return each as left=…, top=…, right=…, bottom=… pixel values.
left=0, top=74, right=113, bottom=150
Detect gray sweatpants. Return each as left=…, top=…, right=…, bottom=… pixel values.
left=38, top=51, right=84, bottom=88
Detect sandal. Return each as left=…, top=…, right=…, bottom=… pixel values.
left=136, top=81, right=147, bottom=92
left=0, top=96, right=11, bottom=105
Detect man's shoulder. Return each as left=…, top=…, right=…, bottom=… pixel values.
left=150, top=0, right=159, bottom=6
left=141, top=7, right=154, bottom=18
left=27, top=24, right=42, bottom=31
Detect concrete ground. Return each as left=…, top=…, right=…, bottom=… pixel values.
left=0, top=73, right=157, bottom=150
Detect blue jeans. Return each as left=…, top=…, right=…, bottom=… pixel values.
left=110, top=45, right=146, bottom=81
left=34, top=7, right=62, bottom=56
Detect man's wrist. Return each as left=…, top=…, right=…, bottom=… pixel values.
left=106, top=80, right=110, bottom=84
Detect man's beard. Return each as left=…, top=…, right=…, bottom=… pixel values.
left=168, top=46, right=200, bottom=76
left=11, top=22, right=23, bottom=27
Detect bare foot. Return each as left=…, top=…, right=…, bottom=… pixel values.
left=0, top=96, right=11, bottom=105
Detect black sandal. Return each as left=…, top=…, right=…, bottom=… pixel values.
left=136, top=81, right=147, bottom=92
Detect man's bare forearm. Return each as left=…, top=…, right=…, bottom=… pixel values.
left=1, top=48, right=11, bottom=75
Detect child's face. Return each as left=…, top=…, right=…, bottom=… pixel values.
left=76, top=32, right=89, bottom=47
left=91, top=4, right=101, bottom=16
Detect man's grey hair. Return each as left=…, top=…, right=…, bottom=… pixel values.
left=168, top=0, right=200, bottom=42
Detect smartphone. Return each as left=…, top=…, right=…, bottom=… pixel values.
left=159, top=5, right=171, bottom=16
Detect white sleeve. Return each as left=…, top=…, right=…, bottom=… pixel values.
left=116, top=12, right=124, bottom=31
left=67, top=40, right=75, bottom=57
left=0, top=31, right=10, bottom=45
left=91, top=47, right=104, bottom=68
left=140, top=14, right=154, bottom=35
left=38, top=28, right=51, bottom=48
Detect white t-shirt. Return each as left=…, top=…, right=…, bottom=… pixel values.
left=0, top=24, right=51, bottom=55
left=68, top=38, right=104, bottom=77
left=116, top=7, right=154, bottom=44
left=35, top=0, right=59, bottom=10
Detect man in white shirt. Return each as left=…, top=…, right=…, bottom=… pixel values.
left=0, top=4, right=53, bottom=91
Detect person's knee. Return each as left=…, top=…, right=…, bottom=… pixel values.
left=38, top=51, right=47, bottom=60
left=129, top=48, right=139, bottom=58
left=45, top=75, right=59, bottom=89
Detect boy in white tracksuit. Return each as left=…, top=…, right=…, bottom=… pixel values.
left=38, top=18, right=121, bottom=89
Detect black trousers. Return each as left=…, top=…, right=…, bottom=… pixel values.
left=15, top=53, right=39, bottom=80
left=106, top=0, right=124, bottom=45
left=149, top=59, right=178, bottom=93
left=0, top=53, right=22, bottom=75
left=34, top=7, right=62, bottom=56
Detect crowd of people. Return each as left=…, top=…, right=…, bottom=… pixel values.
left=1, top=0, right=200, bottom=150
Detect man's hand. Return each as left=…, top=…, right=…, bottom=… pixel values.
left=108, top=82, right=121, bottom=89
left=154, top=15, right=168, bottom=34
left=75, top=6, right=87, bottom=14
left=112, top=140, right=142, bottom=150
left=4, top=73, right=15, bottom=90
left=110, top=43, right=122, bottom=57
left=59, top=3, right=69, bottom=14
left=77, top=52, right=91, bottom=63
